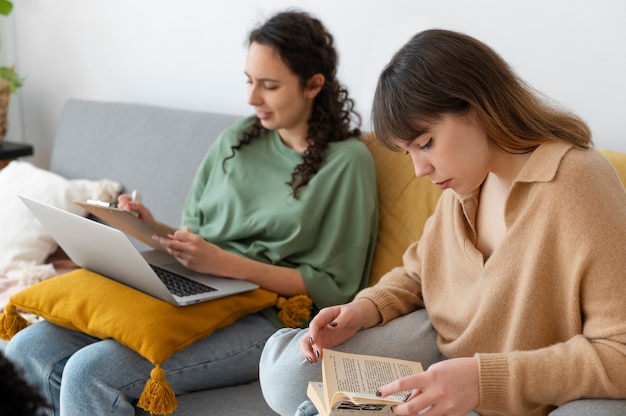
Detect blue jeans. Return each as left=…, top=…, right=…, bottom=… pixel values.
left=259, top=309, right=462, bottom=416
left=5, top=313, right=276, bottom=416
left=259, top=309, right=626, bottom=416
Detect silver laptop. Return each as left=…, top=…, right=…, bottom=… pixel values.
left=19, top=195, right=259, bottom=306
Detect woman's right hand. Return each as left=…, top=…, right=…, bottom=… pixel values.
left=300, top=298, right=381, bottom=364
left=117, top=193, right=155, bottom=224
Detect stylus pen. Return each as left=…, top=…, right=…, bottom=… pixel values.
left=131, top=190, right=142, bottom=203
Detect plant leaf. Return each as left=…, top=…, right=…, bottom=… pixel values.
left=0, top=66, right=24, bottom=93
left=0, top=0, right=13, bottom=16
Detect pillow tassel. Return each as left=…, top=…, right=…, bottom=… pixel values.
left=0, top=303, right=29, bottom=340
left=276, top=294, right=313, bottom=328
left=137, top=364, right=178, bottom=416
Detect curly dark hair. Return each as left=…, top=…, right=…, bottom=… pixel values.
left=223, top=9, right=361, bottom=198
left=0, top=351, right=51, bottom=415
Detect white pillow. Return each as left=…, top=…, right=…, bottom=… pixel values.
left=0, top=161, right=122, bottom=269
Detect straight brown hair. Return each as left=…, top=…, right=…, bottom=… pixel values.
left=372, top=29, right=592, bottom=153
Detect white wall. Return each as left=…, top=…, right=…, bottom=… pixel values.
left=5, top=0, right=626, bottom=168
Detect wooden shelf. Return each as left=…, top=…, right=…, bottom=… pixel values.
left=0, top=141, right=34, bottom=169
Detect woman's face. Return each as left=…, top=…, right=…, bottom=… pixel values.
left=245, top=42, right=321, bottom=146
left=396, top=110, right=492, bottom=196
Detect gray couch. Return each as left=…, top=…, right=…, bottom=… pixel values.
left=48, top=99, right=278, bottom=415
left=6, top=98, right=626, bottom=415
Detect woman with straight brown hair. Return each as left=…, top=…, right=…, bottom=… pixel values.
left=260, top=29, right=626, bottom=416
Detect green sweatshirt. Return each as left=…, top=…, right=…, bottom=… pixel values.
left=183, top=117, right=378, bottom=326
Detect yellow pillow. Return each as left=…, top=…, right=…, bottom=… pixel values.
left=0, top=268, right=311, bottom=415
left=363, top=134, right=442, bottom=286
left=599, top=149, right=626, bottom=187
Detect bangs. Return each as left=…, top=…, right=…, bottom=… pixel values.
left=372, top=58, right=444, bottom=150
left=372, top=81, right=440, bottom=150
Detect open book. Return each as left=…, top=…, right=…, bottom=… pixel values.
left=308, top=349, right=423, bottom=416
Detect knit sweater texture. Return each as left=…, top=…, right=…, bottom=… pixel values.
left=356, top=142, right=626, bottom=415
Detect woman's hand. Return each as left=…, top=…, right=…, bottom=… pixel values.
left=117, top=193, right=155, bottom=224
left=152, top=229, right=225, bottom=275
left=378, top=357, right=480, bottom=416
left=300, top=299, right=381, bottom=364
left=153, top=229, right=307, bottom=294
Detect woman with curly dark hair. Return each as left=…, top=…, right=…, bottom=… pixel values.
left=5, top=10, right=378, bottom=415
left=227, top=10, right=362, bottom=198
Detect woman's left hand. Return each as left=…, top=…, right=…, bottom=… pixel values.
left=377, top=357, right=480, bottom=416
left=153, top=228, right=307, bottom=294
left=152, top=228, right=224, bottom=274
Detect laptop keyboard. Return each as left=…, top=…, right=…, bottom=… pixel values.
left=151, top=265, right=218, bottom=297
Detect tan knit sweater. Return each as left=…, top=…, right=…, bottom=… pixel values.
left=356, top=142, right=626, bottom=415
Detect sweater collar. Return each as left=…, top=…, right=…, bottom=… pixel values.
left=514, top=141, right=573, bottom=184
left=454, top=141, right=574, bottom=240
left=458, top=141, right=573, bottom=206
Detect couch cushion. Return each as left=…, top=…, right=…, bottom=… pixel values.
left=599, top=149, right=626, bottom=187
left=49, top=99, right=243, bottom=250
left=363, top=134, right=442, bottom=286
left=134, top=381, right=277, bottom=416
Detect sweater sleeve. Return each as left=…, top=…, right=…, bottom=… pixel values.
left=299, top=140, right=379, bottom=308
left=354, top=227, right=431, bottom=323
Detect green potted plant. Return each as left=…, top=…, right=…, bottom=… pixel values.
left=0, top=0, right=22, bottom=92
left=0, top=0, right=23, bottom=143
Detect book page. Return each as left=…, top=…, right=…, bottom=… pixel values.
left=322, top=349, right=423, bottom=408
left=310, top=381, right=395, bottom=416
left=308, top=382, right=330, bottom=416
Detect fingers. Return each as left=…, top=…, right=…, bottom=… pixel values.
left=152, top=234, right=183, bottom=255
left=116, top=194, right=133, bottom=210
left=300, top=326, right=322, bottom=364
left=164, top=226, right=193, bottom=243
left=378, top=376, right=433, bottom=416
left=172, top=227, right=193, bottom=241
left=299, top=307, right=347, bottom=364
left=118, top=199, right=150, bottom=221
left=391, top=396, right=433, bottom=416
left=377, top=375, right=420, bottom=399
left=299, top=323, right=324, bottom=363
left=379, top=365, right=475, bottom=416
left=300, top=303, right=371, bottom=365
left=153, top=229, right=203, bottom=266
left=302, top=334, right=322, bottom=364
left=168, top=245, right=187, bottom=263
